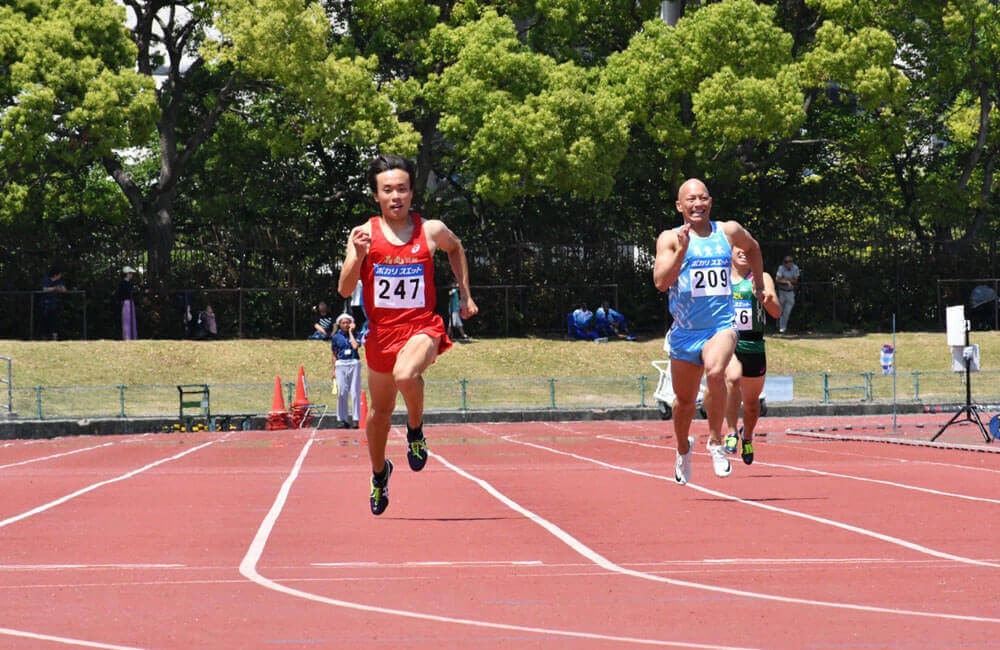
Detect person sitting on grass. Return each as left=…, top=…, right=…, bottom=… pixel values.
left=567, top=304, right=599, bottom=340
left=309, top=301, right=334, bottom=340
left=595, top=301, right=636, bottom=340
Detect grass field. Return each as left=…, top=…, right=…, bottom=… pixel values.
left=2, top=331, right=998, bottom=418
left=3, top=331, right=998, bottom=386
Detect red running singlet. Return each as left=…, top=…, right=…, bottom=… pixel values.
left=360, top=214, right=451, bottom=373
left=361, top=214, right=438, bottom=327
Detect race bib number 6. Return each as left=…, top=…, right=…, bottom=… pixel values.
left=689, top=257, right=730, bottom=297
left=373, top=264, right=425, bottom=309
left=734, top=298, right=753, bottom=331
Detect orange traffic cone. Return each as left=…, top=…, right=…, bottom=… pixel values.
left=293, top=365, right=309, bottom=406
left=291, top=365, right=312, bottom=428
left=266, top=375, right=290, bottom=430
left=359, top=390, right=368, bottom=428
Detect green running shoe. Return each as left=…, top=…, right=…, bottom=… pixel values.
left=741, top=439, right=754, bottom=465
left=406, top=424, right=428, bottom=472
left=724, top=431, right=739, bottom=454
left=369, top=459, right=393, bottom=515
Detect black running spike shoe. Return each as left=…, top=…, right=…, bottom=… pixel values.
left=369, top=459, right=393, bottom=516
left=406, top=424, right=428, bottom=472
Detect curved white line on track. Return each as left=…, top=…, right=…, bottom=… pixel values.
left=447, top=431, right=1000, bottom=622
left=598, top=434, right=1000, bottom=505
left=0, top=441, right=215, bottom=529
left=0, top=442, right=114, bottom=470
left=239, top=432, right=762, bottom=649
left=509, top=433, right=1000, bottom=569
left=0, top=626, right=145, bottom=649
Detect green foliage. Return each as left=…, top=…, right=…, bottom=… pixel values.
left=2, top=0, right=999, bottom=339
left=422, top=10, right=629, bottom=203
left=0, top=0, right=156, bottom=224
left=207, top=0, right=419, bottom=153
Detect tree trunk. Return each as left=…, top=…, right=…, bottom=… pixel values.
left=660, top=1, right=683, bottom=26
left=142, top=191, right=176, bottom=335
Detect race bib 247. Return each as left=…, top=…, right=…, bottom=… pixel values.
left=373, top=264, right=425, bottom=309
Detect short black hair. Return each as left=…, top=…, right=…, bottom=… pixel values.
left=367, top=154, right=416, bottom=194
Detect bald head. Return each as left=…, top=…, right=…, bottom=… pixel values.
left=677, top=178, right=709, bottom=201
left=675, top=178, right=713, bottom=228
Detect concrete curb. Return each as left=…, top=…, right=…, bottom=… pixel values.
left=0, top=400, right=943, bottom=440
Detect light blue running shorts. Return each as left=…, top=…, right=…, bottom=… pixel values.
left=667, top=324, right=736, bottom=366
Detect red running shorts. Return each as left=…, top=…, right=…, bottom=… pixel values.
left=364, top=313, right=453, bottom=374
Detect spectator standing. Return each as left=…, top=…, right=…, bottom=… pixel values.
left=117, top=266, right=139, bottom=340
left=775, top=255, right=800, bottom=334
left=309, top=301, right=334, bottom=340
left=198, top=304, right=217, bottom=338
left=331, top=313, right=362, bottom=428
left=448, top=284, right=469, bottom=340
left=40, top=267, right=67, bottom=340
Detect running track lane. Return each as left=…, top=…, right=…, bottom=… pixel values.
left=249, top=423, right=999, bottom=648
left=1, top=421, right=998, bottom=648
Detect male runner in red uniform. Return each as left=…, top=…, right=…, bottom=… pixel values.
left=338, top=154, right=478, bottom=515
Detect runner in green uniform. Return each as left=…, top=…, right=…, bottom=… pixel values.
left=723, top=246, right=781, bottom=464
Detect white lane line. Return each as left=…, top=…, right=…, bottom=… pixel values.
left=311, top=557, right=974, bottom=569
left=0, top=441, right=215, bottom=529
left=765, top=439, right=1000, bottom=473
left=0, top=564, right=184, bottom=570
left=509, top=433, right=1000, bottom=569
left=606, top=419, right=1000, bottom=469
left=0, top=442, right=114, bottom=470
left=313, top=560, right=543, bottom=567
left=443, top=434, right=1000, bottom=623
left=239, top=433, right=762, bottom=649
left=598, top=434, right=1000, bottom=505
left=0, top=626, right=145, bottom=649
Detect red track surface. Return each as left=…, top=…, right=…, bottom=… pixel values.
left=1, top=417, right=998, bottom=649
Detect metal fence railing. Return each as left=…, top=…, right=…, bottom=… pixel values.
left=5, top=238, right=999, bottom=338
left=5, top=370, right=999, bottom=421
left=0, top=356, right=10, bottom=414
left=0, top=290, right=88, bottom=340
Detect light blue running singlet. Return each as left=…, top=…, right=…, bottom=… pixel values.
left=668, top=221, right=735, bottom=331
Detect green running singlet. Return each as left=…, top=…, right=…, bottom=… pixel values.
left=733, top=274, right=765, bottom=355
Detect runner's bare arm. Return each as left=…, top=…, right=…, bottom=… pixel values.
left=653, top=226, right=689, bottom=292
left=425, top=219, right=478, bottom=319
left=338, top=222, right=371, bottom=298
left=761, top=272, right=782, bottom=319
left=722, top=221, right=764, bottom=296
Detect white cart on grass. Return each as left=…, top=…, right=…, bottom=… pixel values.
left=651, top=358, right=766, bottom=420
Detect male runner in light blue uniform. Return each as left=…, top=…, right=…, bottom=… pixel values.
left=654, top=178, right=764, bottom=484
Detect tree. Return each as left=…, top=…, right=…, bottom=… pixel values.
left=89, top=0, right=413, bottom=323
left=0, top=0, right=156, bottom=227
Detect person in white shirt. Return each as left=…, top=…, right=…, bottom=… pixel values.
left=775, top=256, right=800, bottom=334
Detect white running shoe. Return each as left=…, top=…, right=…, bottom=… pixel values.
left=674, top=448, right=692, bottom=485
left=707, top=443, right=732, bottom=478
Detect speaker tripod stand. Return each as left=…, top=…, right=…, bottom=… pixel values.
left=932, top=327, right=991, bottom=443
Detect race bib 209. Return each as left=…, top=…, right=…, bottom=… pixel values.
left=688, top=257, right=730, bottom=297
